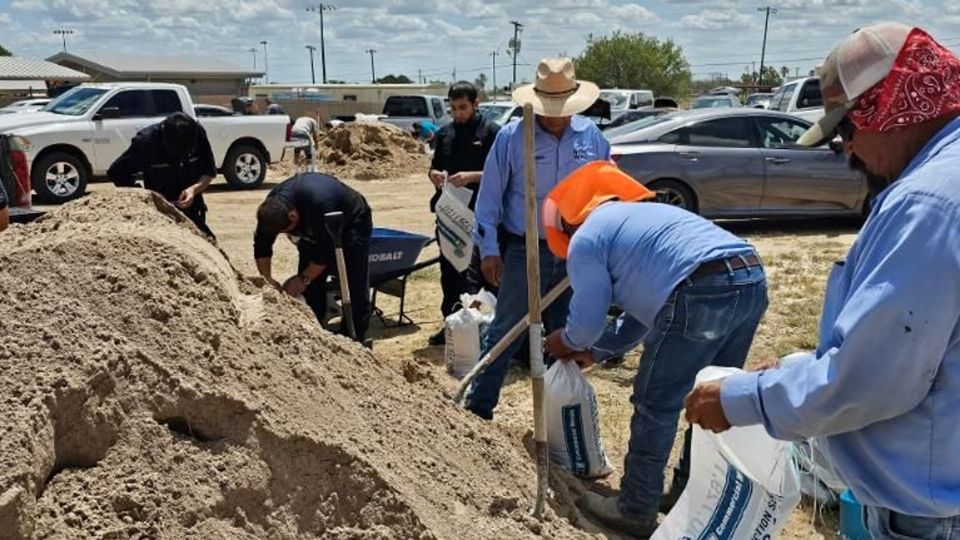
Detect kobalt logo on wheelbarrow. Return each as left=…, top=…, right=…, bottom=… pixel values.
left=369, top=251, right=405, bottom=262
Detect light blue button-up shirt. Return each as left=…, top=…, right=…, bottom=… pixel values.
left=721, top=117, right=960, bottom=518
left=561, top=202, right=756, bottom=350
left=473, top=115, right=610, bottom=257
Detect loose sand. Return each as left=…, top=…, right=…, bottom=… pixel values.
left=0, top=190, right=596, bottom=539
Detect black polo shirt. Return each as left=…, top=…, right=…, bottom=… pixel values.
left=253, top=173, right=372, bottom=266
left=429, top=114, right=499, bottom=210
left=108, top=121, right=217, bottom=211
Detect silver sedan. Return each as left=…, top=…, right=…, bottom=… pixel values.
left=606, top=108, right=868, bottom=218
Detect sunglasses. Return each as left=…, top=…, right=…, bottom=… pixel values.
left=837, top=116, right=856, bottom=142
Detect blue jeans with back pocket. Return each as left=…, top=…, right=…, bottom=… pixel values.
left=867, top=506, right=960, bottom=540
left=617, top=264, right=768, bottom=518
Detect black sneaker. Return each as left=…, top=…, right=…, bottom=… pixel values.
left=428, top=328, right=446, bottom=346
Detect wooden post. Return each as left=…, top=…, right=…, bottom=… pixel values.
left=522, top=103, right=548, bottom=519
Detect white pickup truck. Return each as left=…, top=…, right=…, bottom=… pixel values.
left=378, top=94, right=450, bottom=132
left=767, top=76, right=825, bottom=124
left=0, top=82, right=291, bottom=204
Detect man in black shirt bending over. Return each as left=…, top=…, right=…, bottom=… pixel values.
left=108, top=113, right=218, bottom=237
left=254, top=172, right=373, bottom=342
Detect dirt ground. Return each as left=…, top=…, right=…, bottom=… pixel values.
left=85, top=165, right=861, bottom=538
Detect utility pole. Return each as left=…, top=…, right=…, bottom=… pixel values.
left=53, top=28, right=74, bottom=52
left=509, top=20, right=524, bottom=87
left=306, top=4, right=336, bottom=83
left=306, top=45, right=317, bottom=84
left=365, top=49, right=377, bottom=83
left=249, top=48, right=258, bottom=70
left=491, top=50, right=499, bottom=101
left=418, top=68, right=422, bottom=84
left=757, top=6, right=778, bottom=88
left=260, top=40, right=269, bottom=83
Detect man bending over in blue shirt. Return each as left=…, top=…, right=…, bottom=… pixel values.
left=686, top=23, right=960, bottom=539
left=543, top=161, right=767, bottom=538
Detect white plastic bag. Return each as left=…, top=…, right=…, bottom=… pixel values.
left=444, top=290, right=496, bottom=378
left=653, top=366, right=801, bottom=540
left=435, top=185, right=476, bottom=273
left=545, top=361, right=614, bottom=478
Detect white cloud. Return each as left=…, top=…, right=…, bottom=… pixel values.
left=680, top=9, right=752, bottom=30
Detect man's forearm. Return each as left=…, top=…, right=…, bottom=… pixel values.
left=301, top=262, right=326, bottom=281
left=255, top=257, right=273, bottom=279
left=191, top=175, right=215, bottom=194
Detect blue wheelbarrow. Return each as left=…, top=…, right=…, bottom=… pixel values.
left=328, top=227, right=439, bottom=327
left=367, top=228, right=440, bottom=326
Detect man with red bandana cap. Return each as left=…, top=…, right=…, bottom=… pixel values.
left=686, top=22, right=960, bottom=538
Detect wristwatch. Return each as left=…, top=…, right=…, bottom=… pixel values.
left=299, top=274, right=312, bottom=286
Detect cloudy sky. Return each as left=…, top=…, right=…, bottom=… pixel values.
left=2, top=0, right=960, bottom=86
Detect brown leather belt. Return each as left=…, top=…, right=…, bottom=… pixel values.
left=690, top=253, right=762, bottom=280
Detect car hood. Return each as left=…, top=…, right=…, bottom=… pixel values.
left=0, top=111, right=79, bottom=134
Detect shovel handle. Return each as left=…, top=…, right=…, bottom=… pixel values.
left=323, top=211, right=345, bottom=248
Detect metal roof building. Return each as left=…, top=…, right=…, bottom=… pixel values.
left=0, top=56, right=90, bottom=96
left=47, top=52, right=263, bottom=102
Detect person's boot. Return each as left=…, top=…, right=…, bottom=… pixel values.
left=577, top=492, right=658, bottom=539
left=659, top=474, right=686, bottom=514
left=428, top=328, right=446, bottom=346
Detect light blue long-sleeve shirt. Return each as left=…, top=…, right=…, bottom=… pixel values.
left=473, top=115, right=610, bottom=257
left=561, top=202, right=756, bottom=351
left=721, top=116, right=960, bottom=518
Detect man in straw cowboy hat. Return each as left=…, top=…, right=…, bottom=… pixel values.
left=464, top=58, right=609, bottom=420
left=686, top=22, right=960, bottom=538
left=540, top=161, right=767, bottom=537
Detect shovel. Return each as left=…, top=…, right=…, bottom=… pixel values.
left=323, top=211, right=359, bottom=343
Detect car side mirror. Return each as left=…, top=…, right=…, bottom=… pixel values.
left=95, top=106, right=120, bottom=120
left=828, top=139, right=844, bottom=154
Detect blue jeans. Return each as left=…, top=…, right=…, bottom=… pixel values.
left=618, top=264, right=768, bottom=518
left=867, top=507, right=960, bottom=540
left=465, top=237, right=571, bottom=420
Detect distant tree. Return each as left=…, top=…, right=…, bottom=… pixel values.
left=740, top=66, right=784, bottom=87
left=474, top=72, right=488, bottom=99
left=575, top=31, right=691, bottom=98
left=327, top=79, right=347, bottom=84
left=780, top=66, right=790, bottom=80
left=0, top=45, right=12, bottom=56
left=376, top=74, right=413, bottom=84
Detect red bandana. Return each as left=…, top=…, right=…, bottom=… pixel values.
left=849, top=28, right=960, bottom=132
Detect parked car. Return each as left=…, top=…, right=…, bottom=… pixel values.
left=379, top=94, right=451, bottom=132
left=608, top=108, right=868, bottom=218
left=194, top=104, right=238, bottom=117
left=0, top=82, right=292, bottom=204
left=768, top=76, right=823, bottom=122
left=744, top=92, right=774, bottom=109
left=691, top=95, right=741, bottom=109
left=0, top=98, right=51, bottom=114
left=599, top=89, right=655, bottom=115
left=601, top=107, right=676, bottom=131
left=478, top=101, right=522, bottom=126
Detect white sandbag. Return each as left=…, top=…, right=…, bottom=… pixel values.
left=444, top=290, right=496, bottom=378
left=545, top=361, right=614, bottom=478
left=653, top=366, right=801, bottom=540
left=435, top=185, right=476, bottom=273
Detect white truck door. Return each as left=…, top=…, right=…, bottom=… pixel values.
left=91, top=90, right=166, bottom=173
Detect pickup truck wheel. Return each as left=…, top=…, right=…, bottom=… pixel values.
left=224, top=145, right=266, bottom=189
left=31, top=152, right=88, bottom=204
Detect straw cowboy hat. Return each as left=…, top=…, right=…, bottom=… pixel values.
left=512, top=58, right=600, bottom=117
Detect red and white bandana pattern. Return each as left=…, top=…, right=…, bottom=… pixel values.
left=849, top=28, right=960, bottom=132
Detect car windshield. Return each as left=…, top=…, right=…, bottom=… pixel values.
left=480, top=105, right=512, bottom=118
left=693, top=97, right=736, bottom=109
left=383, top=96, right=428, bottom=117
left=603, top=114, right=673, bottom=140
left=600, top=91, right=629, bottom=109
left=745, top=95, right=770, bottom=106
left=44, top=87, right=109, bottom=116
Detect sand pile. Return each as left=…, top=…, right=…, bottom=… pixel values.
left=272, top=123, right=428, bottom=181
left=0, top=190, right=594, bottom=539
